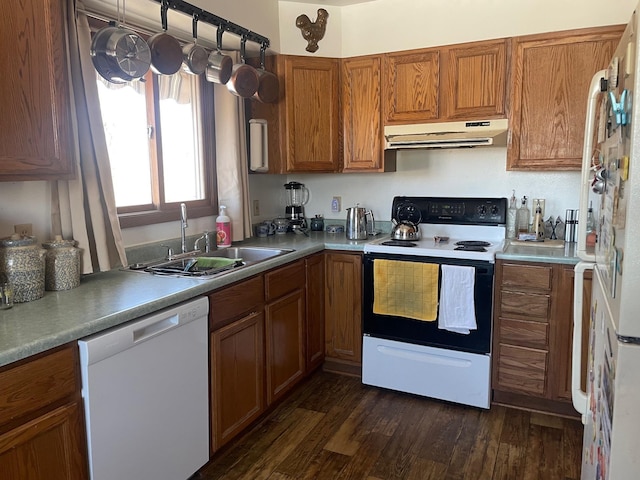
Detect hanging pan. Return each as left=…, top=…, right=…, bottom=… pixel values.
left=252, top=43, right=279, bottom=103
left=90, top=0, right=150, bottom=84
left=147, top=0, right=183, bottom=75
left=226, top=36, right=259, bottom=98
left=182, top=14, right=208, bottom=75
left=206, top=24, right=233, bottom=84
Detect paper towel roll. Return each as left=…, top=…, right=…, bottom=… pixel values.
left=249, top=119, right=268, bottom=172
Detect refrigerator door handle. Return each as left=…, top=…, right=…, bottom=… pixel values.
left=577, top=69, right=606, bottom=263
left=572, top=261, right=594, bottom=423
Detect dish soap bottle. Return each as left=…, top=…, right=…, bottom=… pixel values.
left=216, top=205, right=232, bottom=248
left=516, top=196, right=530, bottom=237
left=506, top=190, right=517, bottom=239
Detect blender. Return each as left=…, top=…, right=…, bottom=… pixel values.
left=284, top=181, right=309, bottom=230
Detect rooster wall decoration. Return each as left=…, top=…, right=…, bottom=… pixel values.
left=295, top=8, right=329, bottom=53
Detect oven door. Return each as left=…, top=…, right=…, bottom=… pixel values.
left=362, top=252, right=494, bottom=355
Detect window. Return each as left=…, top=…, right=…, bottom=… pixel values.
left=94, top=32, right=216, bottom=228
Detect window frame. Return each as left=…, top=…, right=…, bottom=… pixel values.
left=89, top=18, right=217, bottom=229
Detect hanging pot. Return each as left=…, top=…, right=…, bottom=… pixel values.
left=252, top=44, right=279, bottom=103
left=206, top=25, right=233, bottom=84
left=226, top=36, right=259, bottom=98
left=148, top=1, right=183, bottom=75
left=182, top=14, right=208, bottom=75
left=91, top=23, right=151, bottom=84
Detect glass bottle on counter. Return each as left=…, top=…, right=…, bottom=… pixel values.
left=516, top=196, right=530, bottom=236
left=586, top=201, right=597, bottom=247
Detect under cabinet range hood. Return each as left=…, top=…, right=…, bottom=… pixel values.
left=384, top=119, right=508, bottom=150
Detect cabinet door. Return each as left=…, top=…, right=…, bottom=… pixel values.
left=265, top=289, right=306, bottom=405
left=325, top=252, right=362, bottom=363
left=0, top=401, right=87, bottom=480
left=442, top=39, right=508, bottom=120
left=210, top=312, right=265, bottom=453
left=383, top=49, right=440, bottom=123
left=551, top=265, right=592, bottom=401
left=284, top=56, right=341, bottom=172
left=0, top=0, right=75, bottom=180
left=305, top=253, right=325, bottom=372
left=508, top=26, right=622, bottom=170
left=342, top=56, right=388, bottom=172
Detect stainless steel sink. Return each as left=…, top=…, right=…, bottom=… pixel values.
left=126, top=247, right=294, bottom=278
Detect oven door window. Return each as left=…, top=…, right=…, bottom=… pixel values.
left=362, top=253, right=494, bottom=355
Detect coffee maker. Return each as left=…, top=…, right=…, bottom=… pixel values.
left=284, top=181, right=309, bottom=230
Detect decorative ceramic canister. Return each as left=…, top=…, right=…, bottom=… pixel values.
left=42, top=236, right=82, bottom=291
left=0, top=235, right=46, bottom=302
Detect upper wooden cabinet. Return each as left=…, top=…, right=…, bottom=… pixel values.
left=508, top=26, right=623, bottom=170
left=383, top=49, right=440, bottom=123
left=342, top=56, right=395, bottom=172
left=382, top=39, right=509, bottom=125
left=442, top=40, right=508, bottom=120
left=0, top=0, right=75, bottom=181
left=250, top=55, right=341, bottom=173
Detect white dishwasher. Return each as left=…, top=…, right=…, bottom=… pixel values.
left=78, top=297, right=209, bottom=480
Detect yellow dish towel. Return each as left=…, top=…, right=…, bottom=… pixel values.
left=373, top=260, right=439, bottom=321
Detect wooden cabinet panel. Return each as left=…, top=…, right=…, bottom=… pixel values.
left=0, top=401, right=87, bottom=480
left=502, top=263, right=552, bottom=290
left=265, top=289, right=306, bottom=405
left=209, top=275, right=264, bottom=330
left=442, top=39, right=508, bottom=120
left=342, top=56, right=392, bottom=172
left=284, top=56, right=341, bottom=172
left=500, top=291, right=551, bottom=319
left=496, top=344, right=547, bottom=396
left=305, top=253, right=325, bottom=372
left=0, top=346, right=78, bottom=428
left=498, top=318, right=548, bottom=349
left=383, top=50, right=440, bottom=123
left=508, top=26, right=623, bottom=170
left=210, top=312, right=265, bottom=453
left=265, top=260, right=305, bottom=302
left=325, top=252, right=362, bottom=364
left=0, top=0, right=75, bottom=180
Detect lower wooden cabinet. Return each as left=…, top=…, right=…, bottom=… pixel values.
left=492, top=260, right=592, bottom=416
left=0, top=345, right=88, bottom=480
left=325, top=252, right=362, bottom=368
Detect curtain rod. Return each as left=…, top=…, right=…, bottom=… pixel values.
left=151, top=0, right=270, bottom=48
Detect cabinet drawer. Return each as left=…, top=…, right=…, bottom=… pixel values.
left=265, top=260, right=305, bottom=302
left=498, top=318, right=549, bottom=349
left=502, top=264, right=552, bottom=290
left=209, top=275, right=264, bottom=330
left=0, top=345, right=78, bottom=428
left=500, top=291, right=551, bottom=319
left=496, top=344, right=547, bottom=396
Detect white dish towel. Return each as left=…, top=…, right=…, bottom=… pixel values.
left=438, top=265, right=477, bottom=334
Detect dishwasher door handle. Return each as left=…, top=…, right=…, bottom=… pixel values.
left=133, top=315, right=179, bottom=343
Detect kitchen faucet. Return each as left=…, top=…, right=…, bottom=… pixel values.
left=180, top=203, right=188, bottom=254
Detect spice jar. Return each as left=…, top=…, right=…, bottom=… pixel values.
left=43, top=236, right=82, bottom=291
left=0, top=235, right=46, bottom=303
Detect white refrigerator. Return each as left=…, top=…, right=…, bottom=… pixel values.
left=573, top=4, right=640, bottom=480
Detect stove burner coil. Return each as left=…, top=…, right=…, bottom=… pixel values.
left=454, top=240, right=491, bottom=247
left=454, top=245, right=487, bottom=252
left=380, top=240, right=417, bottom=247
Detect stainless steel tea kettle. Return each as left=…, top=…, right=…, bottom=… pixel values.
left=346, top=205, right=374, bottom=240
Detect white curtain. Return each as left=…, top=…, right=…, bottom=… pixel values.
left=213, top=54, right=253, bottom=241
left=52, top=0, right=127, bottom=273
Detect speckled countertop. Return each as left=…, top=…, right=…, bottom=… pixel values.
left=497, top=240, right=582, bottom=265
left=0, top=232, right=371, bottom=368
left=0, top=233, right=583, bottom=368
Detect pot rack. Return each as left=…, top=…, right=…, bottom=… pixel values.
left=151, top=0, right=270, bottom=49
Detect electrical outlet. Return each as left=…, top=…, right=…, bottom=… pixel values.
left=532, top=199, right=545, bottom=218
left=14, top=223, right=33, bottom=236
left=331, top=196, right=341, bottom=213
left=252, top=199, right=260, bottom=216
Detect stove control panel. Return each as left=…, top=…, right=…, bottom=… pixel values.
left=392, top=196, right=507, bottom=225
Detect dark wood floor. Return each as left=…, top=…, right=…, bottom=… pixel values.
left=197, top=371, right=584, bottom=480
